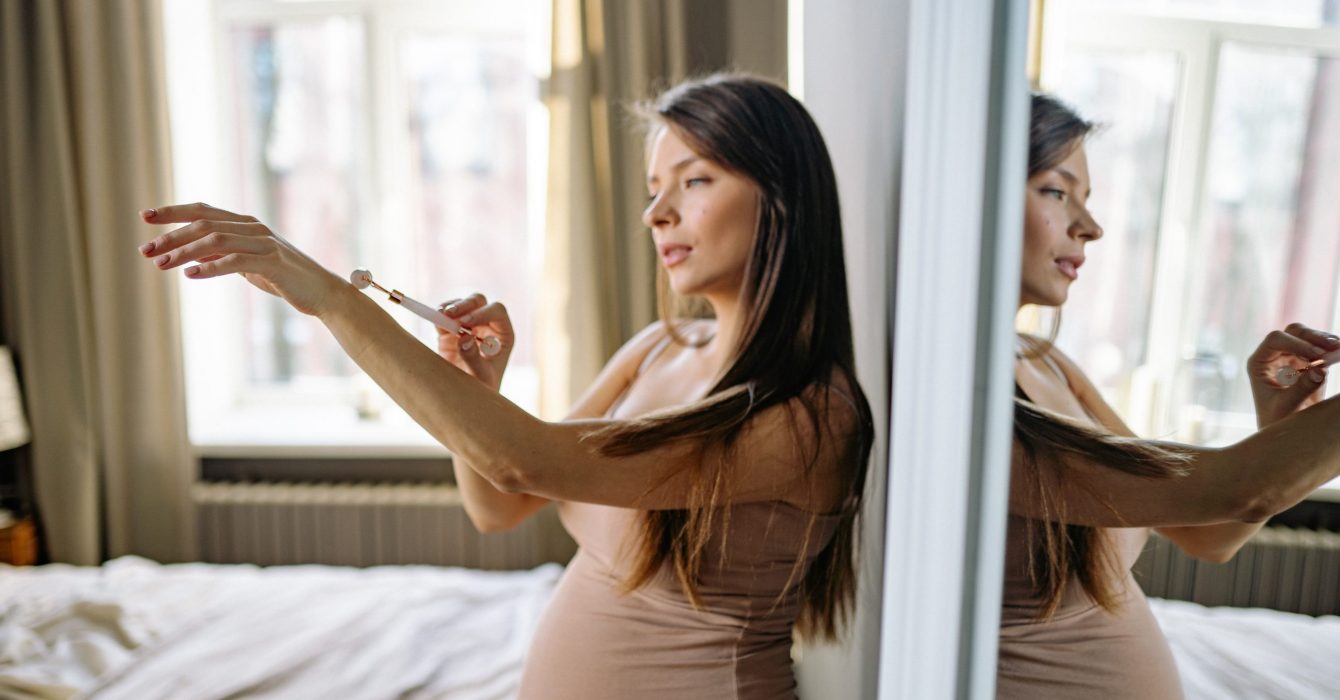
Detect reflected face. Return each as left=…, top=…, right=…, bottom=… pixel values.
left=1021, top=144, right=1103, bottom=307
left=642, top=126, right=760, bottom=300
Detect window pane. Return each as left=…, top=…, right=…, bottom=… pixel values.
left=1046, top=50, right=1179, bottom=412
left=1070, top=0, right=1338, bottom=27
left=1183, top=43, right=1340, bottom=442
left=399, top=34, right=540, bottom=411
left=226, top=17, right=367, bottom=386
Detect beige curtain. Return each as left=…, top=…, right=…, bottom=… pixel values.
left=0, top=0, right=191, bottom=564
left=539, top=0, right=786, bottom=418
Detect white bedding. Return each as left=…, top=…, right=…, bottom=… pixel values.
left=1148, top=598, right=1340, bottom=700
left=2, top=558, right=1337, bottom=699
left=0, top=556, right=560, bottom=700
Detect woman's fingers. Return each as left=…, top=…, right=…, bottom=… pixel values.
left=147, top=228, right=271, bottom=271
left=453, top=329, right=494, bottom=377
left=1252, top=329, right=1327, bottom=364
left=437, top=294, right=515, bottom=344
left=141, top=202, right=258, bottom=225
left=1284, top=323, right=1340, bottom=353
left=435, top=299, right=464, bottom=338
left=457, top=301, right=515, bottom=339
left=441, top=293, right=487, bottom=319
left=177, top=253, right=252, bottom=279
left=140, top=219, right=269, bottom=259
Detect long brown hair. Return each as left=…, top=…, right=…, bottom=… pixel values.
left=583, top=74, right=875, bottom=642
left=1017, top=94, right=1191, bottom=618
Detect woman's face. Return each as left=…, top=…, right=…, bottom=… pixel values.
left=1020, top=143, right=1103, bottom=307
left=642, top=126, right=760, bottom=301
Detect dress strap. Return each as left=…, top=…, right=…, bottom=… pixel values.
left=604, top=328, right=676, bottom=419
left=634, top=330, right=676, bottom=377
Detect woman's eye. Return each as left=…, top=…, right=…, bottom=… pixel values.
left=685, top=177, right=709, bottom=188
left=1041, top=188, right=1066, bottom=201
left=647, top=192, right=659, bottom=203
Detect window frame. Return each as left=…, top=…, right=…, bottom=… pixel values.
left=163, top=0, right=549, bottom=457
left=1039, top=6, right=1340, bottom=496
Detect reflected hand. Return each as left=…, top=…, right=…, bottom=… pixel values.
left=1247, top=322, right=1340, bottom=427
left=137, top=203, right=344, bottom=317
left=435, top=293, right=514, bottom=391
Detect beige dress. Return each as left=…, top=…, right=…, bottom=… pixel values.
left=518, top=500, right=838, bottom=699
left=997, top=520, right=1184, bottom=698
left=999, top=350, right=1184, bottom=699
left=519, top=333, right=841, bottom=698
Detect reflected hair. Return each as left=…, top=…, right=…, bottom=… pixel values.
left=1016, top=93, right=1191, bottom=619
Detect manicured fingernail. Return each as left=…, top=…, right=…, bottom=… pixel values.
left=155, top=254, right=170, bottom=266
left=141, top=208, right=157, bottom=219
left=459, top=336, right=475, bottom=351
left=444, top=304, right=460, bottom=314
left=185, top=266, right=200, bottom=277
left=460, top=313, right=474, bottom=324
left=1326, top=335, right=1340, bottom=346
left=139, top=242, right=155, bottom=255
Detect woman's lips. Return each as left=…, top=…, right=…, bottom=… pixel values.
left=660, top=244, right=692, bottom=268
left=1055, top=256, right=1083, bottom=281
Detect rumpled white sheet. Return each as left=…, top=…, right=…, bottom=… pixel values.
left=3, top=559, right=1337, bottom=699
left=1149, top=598, right=1340, bottom=700
left=0, top=556, right=560, bottom=700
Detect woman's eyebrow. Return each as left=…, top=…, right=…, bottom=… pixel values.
left=1050, top=166, right=1092, bottom=198
left=1052, top=166, right=1080, bottom=185
left=647, top=156, right=702, bottom=186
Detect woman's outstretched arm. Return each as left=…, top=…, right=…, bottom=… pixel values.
left=1011, top=345, right=1340, bottom=531
left=1155, top=325, right=1336, bottom=561
left=1049, top=329, right=1335, bottom=561
left=321, top=283, right=852, bottom=511
left=139, top=203, right=849, bottom=513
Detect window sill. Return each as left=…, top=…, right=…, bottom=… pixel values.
left=190, top=404, right=450, bottom=460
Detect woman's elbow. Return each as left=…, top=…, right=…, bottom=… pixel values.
left=1187, top=545, right=1242, bottom=565
left=1233, top=488, right=1281, bottom=524
left=463, top=502, right=523, bottom=533
left=487, top=466, right=533, bottom=495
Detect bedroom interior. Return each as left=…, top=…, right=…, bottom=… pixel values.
left=1, top=0, right=1339, bottom=698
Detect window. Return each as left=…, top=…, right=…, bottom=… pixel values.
left=1040, top=1, right=1340, bottom=493
left=163, top=0, right=549, bottom=454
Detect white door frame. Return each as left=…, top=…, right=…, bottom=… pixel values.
left=799, top=0, right=1029, bottom=697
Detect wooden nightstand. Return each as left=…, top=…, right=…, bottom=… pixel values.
left=0, top=517, right=36, bottom=565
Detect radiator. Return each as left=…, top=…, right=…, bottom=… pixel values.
left=192, top=481, right=577, bottom=570
left=1135, top=526, right=1340, bottom=616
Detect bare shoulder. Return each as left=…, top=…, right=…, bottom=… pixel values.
left=565, top=322, right=670, bottom=421
left=1025, top=338, right=1136, bottom=438
left=611, top=321, right=673, bottom=372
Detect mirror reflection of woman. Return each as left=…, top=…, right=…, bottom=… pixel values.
left=1000, top=93, right=1340, bottom=699
left=137, top=75, right=874, bottom=699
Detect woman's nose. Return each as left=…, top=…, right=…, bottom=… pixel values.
left=642, top=194, right=678, bottom=229
left=1073, top=207, right=1103, bottom=241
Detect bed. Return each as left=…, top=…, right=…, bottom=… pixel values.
left=1, top=557, right=1337, bottom=699
left=1148, top=597, right=1340, bottom=699
left=0, top=557, right=559, bottom=699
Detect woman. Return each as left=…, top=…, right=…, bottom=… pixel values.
left=1000, top=92, right=1340, bottom=699
left=137, top=74, right=873, bottom=699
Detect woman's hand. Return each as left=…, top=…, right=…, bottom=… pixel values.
left=136, top=203, right=344, bottom=316
left=434, top=293, right=515, bottom=391
left=1248, top=323, right=1340, bottom=428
